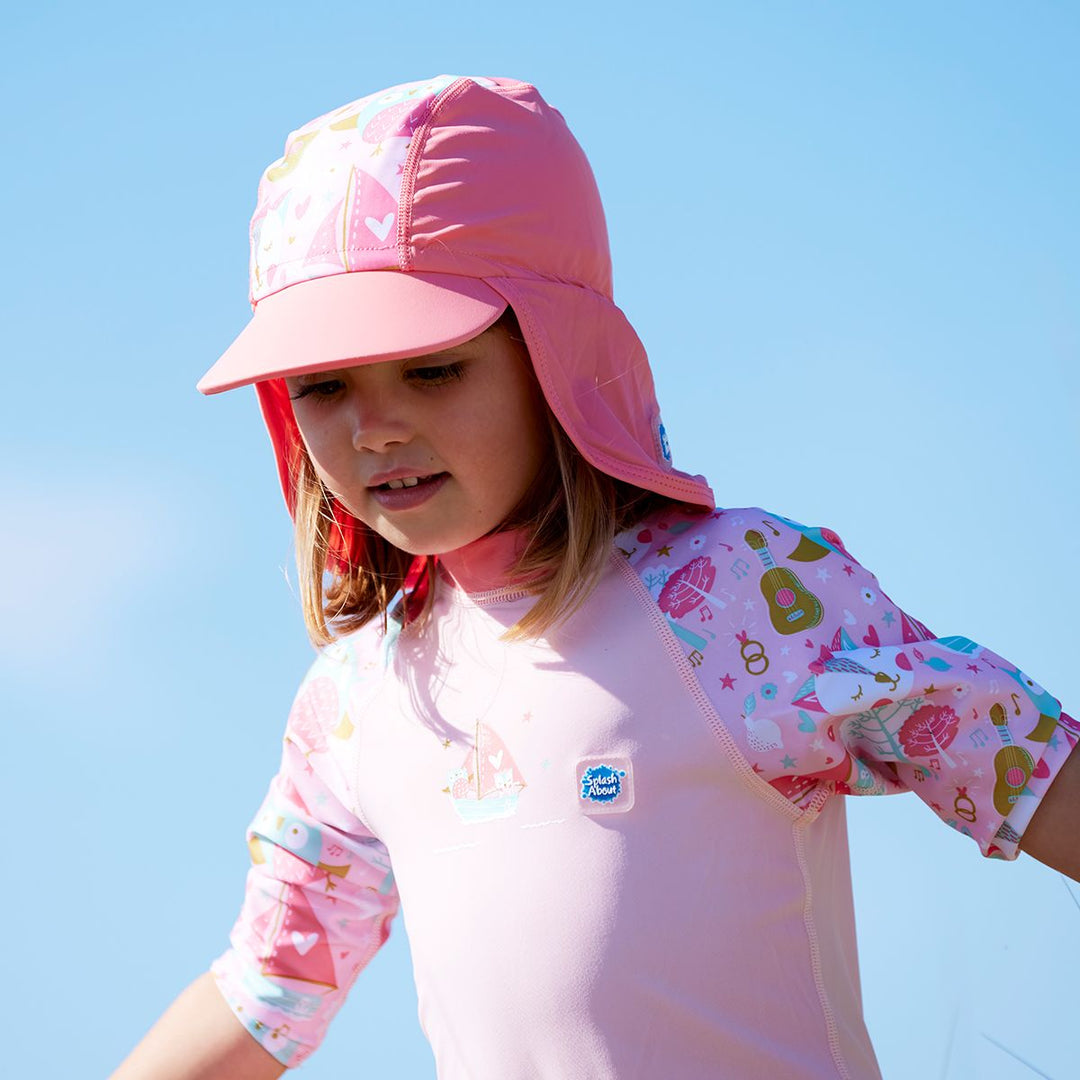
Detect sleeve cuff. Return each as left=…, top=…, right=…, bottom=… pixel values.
left=987, top=719, right=1078, bottom=860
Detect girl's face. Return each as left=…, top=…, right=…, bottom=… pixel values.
left=286, top=323, right=550, bottom=556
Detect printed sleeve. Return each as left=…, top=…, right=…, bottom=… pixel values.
left=782, top=546, right=1078, bottom=860
left=624, top=507, right=1077, bottom=860
left=210, top=651, right=399, bottom=1068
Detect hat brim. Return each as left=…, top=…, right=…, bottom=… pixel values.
left=197, top=271, right=508, bottom=395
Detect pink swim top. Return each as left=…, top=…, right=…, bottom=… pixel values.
left=212, top=506, right=1075, bottom=1077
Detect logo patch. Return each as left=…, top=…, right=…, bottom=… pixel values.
left=576, top=756, right=634, bottom=815
left=654, top=414, right=673, bottom=469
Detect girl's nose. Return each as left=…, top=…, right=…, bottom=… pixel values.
left=349, top=391, right=411, bottom=453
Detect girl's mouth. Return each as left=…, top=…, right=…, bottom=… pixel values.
left=377, top=473, right=443, bottom=491
left=370, top=472, right=449, bottom=509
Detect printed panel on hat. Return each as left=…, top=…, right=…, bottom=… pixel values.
left=248, top=76, right=496, bottom=303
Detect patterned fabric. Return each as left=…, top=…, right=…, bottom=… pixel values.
left=248, top=75, right=479, bottom=301
left=211, top=507, right=1075, bottom=1071
left=211, top=659, right=399, bottom=1065
left=620, top=507, right=1076, bottom=857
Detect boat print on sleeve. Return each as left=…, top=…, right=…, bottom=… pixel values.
left=444, top=721, right=527, bottom=824
left=252, top=884, right=338, bottom=990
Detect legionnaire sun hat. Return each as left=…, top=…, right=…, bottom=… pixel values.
left=200, top=74, right=714, bottom=518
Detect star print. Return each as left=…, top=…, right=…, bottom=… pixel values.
left=752, top=762, right=763, bottom=773
left=811, top=738, right=824, bottom=751
left=780, top=645, right=791, bottom=656
left=720, top=673, right=737, bottom=690
left=781, top=755, right=797, bottom=769
left=882, top=611, right=896, bottom=627
left=657, top=544, right=672, bottom=557
left=966, top=663, right=980, bottom=674
left=1049, top=734, right=1060, bottom=750
left=816, top=568, right=831, bottom=582
left=370, top=143, right=384, bottom=156
left=442, top=739, right=452, bottom=749
left=522, top=711, right=533, bottom=723
left=973, top=767, right=984, bottom=778
left=924, top=684, right=937, bottom=695
left=843, top=564, right=854, bottom=577
left=541, top=758, right=552, bottom=769
left=743, top=598, right=756, bottom=611
left=339, top=140, right=352, bottom=150
left=930, top=802, right=943, bottom=814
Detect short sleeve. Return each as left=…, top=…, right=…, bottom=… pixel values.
left=211, top=651, right=399, bottom=1068
left=759, top=524, right=1078, bottom=859
left=624, top=507, right=1077, bottom=861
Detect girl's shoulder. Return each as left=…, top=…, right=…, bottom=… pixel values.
left=284, top=621, right=394, bottom=755
left=616, top=504, right=860, bottom=576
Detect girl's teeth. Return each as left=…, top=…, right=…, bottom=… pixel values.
left=385, top=476, right=422, bottom=489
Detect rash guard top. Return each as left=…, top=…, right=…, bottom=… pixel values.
left=211, top=506, right=1076, bottom=1078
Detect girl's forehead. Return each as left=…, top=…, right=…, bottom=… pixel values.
left=289, top=326, right=513, bottom=380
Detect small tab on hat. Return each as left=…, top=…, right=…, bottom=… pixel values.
left=654, top=416, right=673, bottom=469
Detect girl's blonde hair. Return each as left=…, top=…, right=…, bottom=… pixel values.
left=292, top=312, right=674, bottom=645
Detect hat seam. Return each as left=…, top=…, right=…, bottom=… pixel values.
left=397, top=78, right=475, bottom=273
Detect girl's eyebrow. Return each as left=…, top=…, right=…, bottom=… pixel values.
left=289, top=344, right=474, bottom=381
left=405, top=344, right=471, bottom=363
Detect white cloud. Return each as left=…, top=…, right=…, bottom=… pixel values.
left=0, top=473, right=183, bottom=673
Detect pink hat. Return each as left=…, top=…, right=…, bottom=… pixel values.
left=200, top=75, right=714, bottom=542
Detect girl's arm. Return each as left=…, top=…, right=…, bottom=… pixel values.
left=1019, top=743, right=1080, bottom=881
left=110, top=971, right=285, bottom=1080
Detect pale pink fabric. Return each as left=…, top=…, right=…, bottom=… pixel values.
left=212, top=507, right=1074, bottom=1075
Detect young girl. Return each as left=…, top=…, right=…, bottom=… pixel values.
left=113, top=74, right=1079, bottom=1080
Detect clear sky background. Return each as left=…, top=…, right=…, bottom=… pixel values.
left=3, top=3, right=1078, bottom=1078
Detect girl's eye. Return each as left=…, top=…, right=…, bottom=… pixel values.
left=289, top=379, right=344, bottom=402
left=406, top=361, right=466, bottom=385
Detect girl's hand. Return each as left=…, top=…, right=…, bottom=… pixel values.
left=1020, top=744, right=1080, bottom=882
left=110, top=971, right=285, bottom=1080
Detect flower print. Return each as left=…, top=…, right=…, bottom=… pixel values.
left=690, top=534, right=706, bottom=550
left=861, top=586, right=877, bottom=606
left=761, top=682, right=778, bottom=700
left=951, top=681, right=973, bottom=702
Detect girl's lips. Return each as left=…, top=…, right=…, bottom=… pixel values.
left=369, top=472, right=449, bottom=511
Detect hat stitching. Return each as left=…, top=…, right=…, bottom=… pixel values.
left=396, top=78, right=474, bottom=272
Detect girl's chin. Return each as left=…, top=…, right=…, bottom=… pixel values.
left=368, top=520, right=493, bottom=558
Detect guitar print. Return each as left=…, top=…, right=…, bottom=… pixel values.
left=743, top=530, right=824, bottom=636
left=988, top=702, right=1035, bottom=817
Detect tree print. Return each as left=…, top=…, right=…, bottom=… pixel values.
left=841, top=698, right=923, bottom=763
left=289, top=676, right=337, bottom=755
left=658, top=556, right=726, bottom=618
left=899, top=703, right=960, bottom=768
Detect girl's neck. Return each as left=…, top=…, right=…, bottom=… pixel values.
left=437, top=528, right=530, bottom=595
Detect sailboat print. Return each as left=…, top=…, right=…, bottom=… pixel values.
left=252, top=882, right=338, bottom=990
left=444, top=721, right=527, bottom=824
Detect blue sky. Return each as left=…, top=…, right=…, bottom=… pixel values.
left=4, top=3, right=1078, bottom=1077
